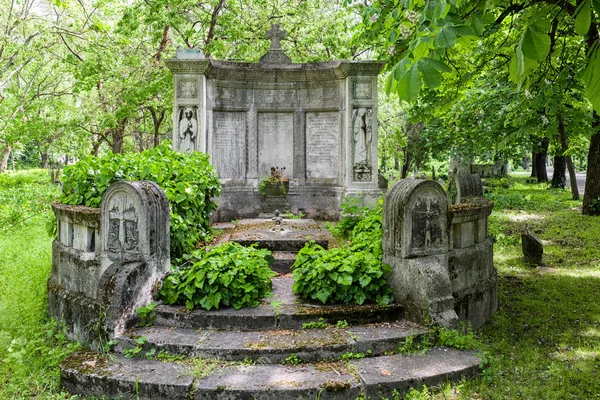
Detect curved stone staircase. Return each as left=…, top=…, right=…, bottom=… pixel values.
left=61, top=276, right=482, bottom=399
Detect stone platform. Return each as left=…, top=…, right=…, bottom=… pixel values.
left=61, top=276, right=482, bottom=399
left=213, top=218, right=334, bottom=273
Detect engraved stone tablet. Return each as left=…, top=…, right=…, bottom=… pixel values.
left=258, top=113, right=294, bottom=176
left=306, top=112, right=339, bottom=179
left=212, top=112, right=246, bottom=179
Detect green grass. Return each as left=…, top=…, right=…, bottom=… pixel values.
left=2, top=170, right=600, bottom=399
left=0, top=170, right=80, bottom=399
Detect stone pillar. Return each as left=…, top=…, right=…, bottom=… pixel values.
left=383, top=179, right=458, bottom=328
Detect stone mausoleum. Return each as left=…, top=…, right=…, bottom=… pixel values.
left=165, top=25, right=384, bottom=221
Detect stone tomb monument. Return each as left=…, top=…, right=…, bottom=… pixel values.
left=49, top=181, right=170, bottom=343
left=383, top=178, right=497, bottom=329
left=165, top=25, right=384, bottom=221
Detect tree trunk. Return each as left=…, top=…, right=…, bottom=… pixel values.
left=583, top=113, right=600, bottom=215
left=557, top=110, right=579, bottom=199
left=531, top=152, right=537, bottom=177
left=551, top=155, right=566, bottom=188
left=523, top=152, right=530, bottom=170
left=0, top=145, right=11, bottom=173
left=535, top=137, right=549, bottom=183
left=401, top=148, right=411, bottom=179
left=111, top=119, right=128, bottom=154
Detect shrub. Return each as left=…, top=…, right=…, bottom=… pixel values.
left=292, top=198, right=394, bottom=306
left=59, top=141, right=221, bottom=258
left=158, top=242, right=276, bottom=310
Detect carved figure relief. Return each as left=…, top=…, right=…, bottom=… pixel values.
left=107, top=195, right=139, bottom=253
left=178, top=107, right=198, bottom=152
left=352, top=107, right=373, bottom=181
left=411, top=195, right=442, bottom=252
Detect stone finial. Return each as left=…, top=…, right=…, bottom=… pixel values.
left=265, top=24, right=287, bottom=50
left=260, top=24, right=292, bottom=64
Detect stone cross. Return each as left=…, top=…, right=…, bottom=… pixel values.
left=108, top=200, right=139, bottom=252
left=265, top=24, right=287, bottom=50
left=414, top=197, right=440, bottom=249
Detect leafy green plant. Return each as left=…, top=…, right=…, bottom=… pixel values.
left=135, top=302, right=157, bottom=327
left=293, top=199, right=393, bottom=306
left=302, top=318, right=329, bottom=329
left=340, top=351, right=365, bottom=360
left=123, top=336, right=148, bottom=358
left=335, top=320, right=348, bottom=329
left=59, top=141, right=221, bottom=258
left=284, top=353, right=301, bottom=365
left=588, top=197, right=600, bottom=215
left=257, top=166, right=288, bottom=196
left=159, top=242, right=276, bottom=310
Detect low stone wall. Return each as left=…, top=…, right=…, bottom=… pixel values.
left=48, top=181, right=170, bottom=345
left=448, top=200, right=497, bottom=329
left=383, top=178, right=498, bottom=329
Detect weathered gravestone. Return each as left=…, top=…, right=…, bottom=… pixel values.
left=447, top=173, right=484, bottom=205
left=165, top=24, right=384, bottom=221
left=522, top=232, right=543, bottom=266
left=49, top=181, right=170, bottom=343
left=383, top=178, right=498, bottom=329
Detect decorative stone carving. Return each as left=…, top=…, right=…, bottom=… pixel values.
left=352, top=107, right=372, bottom=166
left=178, top=106, right=198, bottom=152
left=353, top=81, right=372, bottom=99
left=177, top=78, right=198, bottom=99
left=260, top=24, right=292, bottom=64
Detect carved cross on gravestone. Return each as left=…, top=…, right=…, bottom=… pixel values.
left=107, top=199, right=139, bottom=252
left=413, top=197, right=440, bottom=250
left=265, top=24, right=287, bottom=50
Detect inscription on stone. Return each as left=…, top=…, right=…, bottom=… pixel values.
left=411, top=194, right=443, bottom=253
left=106, top=193, right=139, bottom=253
left=212, top=112, right=246, bottom=179
left=353, top=81, right=372, bottom=99
left=177, top=78, right=198, bottom=99
left=306, top=112, right=339, bottom=179
left=258, top=113, right=294, bottom=176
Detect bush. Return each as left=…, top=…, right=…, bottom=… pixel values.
left=158, top=242, right=276, bottom=310
left=292, top=199, right=394, bottom=306
left=59, top=142, right=221, bottom=258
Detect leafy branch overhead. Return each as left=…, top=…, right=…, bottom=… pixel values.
left=357, top=0, right=600, bottom=112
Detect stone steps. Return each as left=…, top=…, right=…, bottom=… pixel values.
left=152, top=276, right=404, bottom=331
left=61, top=347, right=482, bottom=399
left=115, top=321, right=428, bottom=363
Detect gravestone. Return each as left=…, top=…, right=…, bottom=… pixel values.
left=165, top=24, right=384, bottom=221
left=522, top=232, right=543, bottom=266
left=383, top=178, right=498, bottom=329
left=99, top=181, right=170, bottom=333
left=383, top=180, right=458, bottom=328
left=448, top=173, right=484, bottom=205
left=49, top=181, right=170, bottom=343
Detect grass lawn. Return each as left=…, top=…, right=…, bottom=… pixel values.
left=1, top=169, right=599, bottom=399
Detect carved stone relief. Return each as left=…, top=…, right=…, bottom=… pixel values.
left=178, top=106, right=198, bottom=153
left=352, top=107, right=373, bottom=181
left=353, top=81, right=372, bottom=99
left=106, top=193, right=139, bottom=253
left=177, top=78, right=198, bottom=99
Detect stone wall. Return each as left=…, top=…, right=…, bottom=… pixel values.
left=48, top=181, right=170, bottom=344
left=165, top=27, right=385, bottom=221
left=383, top=177, right=497, bottom=329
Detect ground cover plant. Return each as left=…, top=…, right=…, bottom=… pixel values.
left=292, top=198, right=395, bottom=306
left=0, top=170, right=80, bottom=399
left=159, top=242, right=276, bottom=310
left=59, top=141, right=221, bottom=258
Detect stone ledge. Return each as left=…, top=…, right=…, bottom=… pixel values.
left=52, top=203, right=100, bottom=227
left=61, top=346, right=480, bottom=399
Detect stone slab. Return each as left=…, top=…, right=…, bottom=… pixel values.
left=352, top=347, right=481, bottom=399
left=228, top=218, right=333, bottom=251
left=61, top=351, right=193, bottom=400
left=348, top=321, right=428, bottom=355
left=193, top=364, right=360, bottom=399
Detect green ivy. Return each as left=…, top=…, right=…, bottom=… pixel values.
left=292, top=199, right=393, bottom=306
left=158, top=242, right=276, bottom=311
left=59, top=141, right=221, bottom=258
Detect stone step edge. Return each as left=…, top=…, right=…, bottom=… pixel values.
left=153, top=301, right=404, bottom=331
left=61, top=347, right=482, bottom=400
left=114, top=322, right=429, bottom=363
